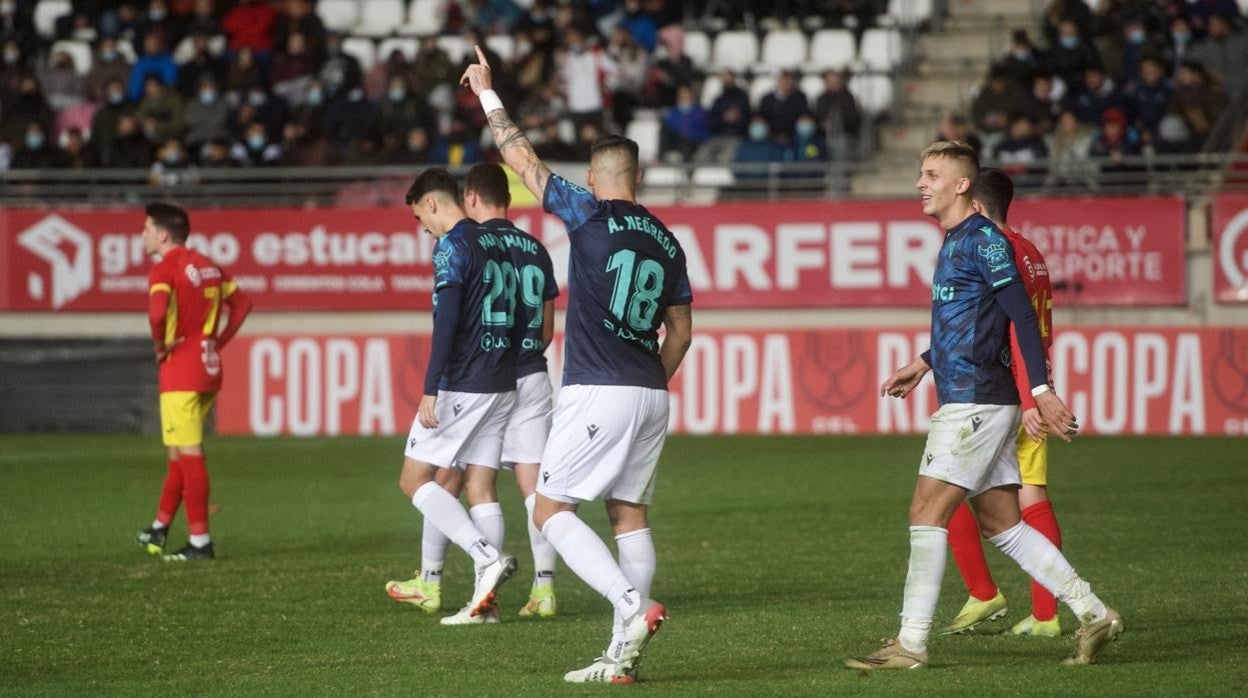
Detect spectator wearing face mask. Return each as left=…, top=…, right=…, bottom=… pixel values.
left=86, top=37, right=133, bottom=103
left=176, top=33, right=227, bottom=99
left=136, top=76, right=186, bottom=145
left=1045, top=19, right=1100, bottom=89
left=733, top=115, right=784, bottom=179
left=11, top=122, right=70, bottom=169
left=1, top=76, right=54, bottom=146
left=1064, top=64, right=1130, bottom=125
left=238, top=87, right=291, bottom=142
left=128, top=33, right=178, bottom=102
left=231, top=121, right=283, bottom=166
left=150, top=137, right=194, bottom=183
left=91, top=79, right=135, bottom=153
left=1164, top=16, right=1195, bottom=77
left=661, top=84, right=709, bottom=162
left=319, top=33, right=364, bottom=100
left=291, top=78, right=329, bottom=135
left=785, top=113, right=828, bottom=166
left=1002, top=30, right=1043, bottom=85
left=560, top=26, right=617, bottom=129
left=1102, top=15, right=1165, bottom=89
left=185, top=76, right=228, bottom=150
left=323, top=85, right=376, bottom=149
left=378, top=76, right=435, bottom=146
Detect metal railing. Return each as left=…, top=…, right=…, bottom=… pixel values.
left=0, top=153, right=1245, bottom=208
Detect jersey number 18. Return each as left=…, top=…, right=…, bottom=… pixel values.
left=606, top=249, right=664, bottom=332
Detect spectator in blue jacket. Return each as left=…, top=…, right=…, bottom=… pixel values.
left=127, top=33, right=178, bottom=102
left=661, top=85, right=709, bottom=162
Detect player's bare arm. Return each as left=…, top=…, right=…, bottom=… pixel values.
left=881, top=356, right=930, bottom=398
left=418, top=394, right=439, bottom=430
left=659, top=304, right=693, bottom=382
left=460, top=45, right=552, bottom=199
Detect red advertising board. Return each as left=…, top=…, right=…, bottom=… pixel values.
left=0, top=197, right=1186, bottom=312
left=214, top=327, right=1248, bottom=437
left=1212, top=193, right=1248, bottom=302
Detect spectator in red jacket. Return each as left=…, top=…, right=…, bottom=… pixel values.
left=222, top=0, right=278, bottom=58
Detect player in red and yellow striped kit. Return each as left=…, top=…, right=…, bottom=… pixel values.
left=940, top=169, right=1067, bottom=637
left=135, top=202, right=251, bottom=561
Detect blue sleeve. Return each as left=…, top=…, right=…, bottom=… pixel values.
left=994, top=282, right=1050, bottom=389
left=543, top=174, right=598, bottom=232
left=432, top=236, right=467, bottom=291
left=921, top=349, right=932, bottom=367
left=972, top=225, right=1020, bottom=290
left=541, top=251, right=559, bottom=300
left=424, top=285, right=462, bottom=395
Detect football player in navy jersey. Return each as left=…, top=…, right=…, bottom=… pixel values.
left=461, top=47, right=694, bottom=683
left=388, top=168, right=520, bottom=625
left=398, top=163, right=565, bottom=624
left=846, top=142, right=1122, bottom=671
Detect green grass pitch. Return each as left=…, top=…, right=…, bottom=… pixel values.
left=2, top=434, right=1246, bottom=695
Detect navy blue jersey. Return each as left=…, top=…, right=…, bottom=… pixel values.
left=543, top=175, right=693, bottom=390
left=428, top=218, right=518, bottom=393
left=929, top=212, right=1022, bottom=406
left=481, top=218, right=558, bottom=379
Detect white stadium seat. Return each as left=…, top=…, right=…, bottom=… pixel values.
left=684, top=31, right=711, bottom=66
left=341, top=37, right=377, bottom=72
left=173, top=34, right=226, bottom=63
left=760, top=30, right=808, bottom=69
left=50, top=40, right=92, bottom=74
left=355, top=0, right=405, bottom=38
left=644, top=166, right=687, bottom=187
left=484, top=35, right=516, bottom=63
left=626, top=117, right=661, bottom=165
left=849, top=74, right=895, bottom=115
left=888, top=0, right=934, bottom=27
left=317, top=0, right=360, bottom=34
left=400, top=0, right=450, bottom=37
left=808, top=29, right=856, bottom=71
left=377, top=37, right=419, bottom=63
left=749, top=74, right=777, bottom=107
left=711, top=31, right=759, bottom=72
left=34, top=0, right=71, bottom=40
left=436, top=35, right=468, bottom=64
left=859, top=28, right=903, bottom=71
left=692, top=166, right=734, bottom=186
left=700, top=74, right=723, bottom=108
left=800, top=74, right=826, bottom=102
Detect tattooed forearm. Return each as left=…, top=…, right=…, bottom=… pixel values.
left=486, top=109, right=551, bottom=196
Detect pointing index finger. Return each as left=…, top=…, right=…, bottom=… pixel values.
left=475, top=44, right=489, bottom=68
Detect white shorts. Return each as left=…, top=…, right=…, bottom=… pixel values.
left=919, top=403, right=1021, bottom=496
left=537, top=384, right=669, bottom=505
left=500, top=371, right=554, bottom=469
left=404, top=389, right=517, bottom=470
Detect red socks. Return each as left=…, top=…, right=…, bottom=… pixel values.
left=180, top=454, right=211, bottom=536
left=156, top=459, right=183, bottom=526
left=947, top=502, right=999, bottom=601
left=1022, top=500, right=1063, bottom=621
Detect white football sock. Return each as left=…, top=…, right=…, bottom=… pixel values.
left=525, top=494, right=557, bottom=586
left=612, top=528, right=656, bottom=642
left=898, top=525, right=947, bottom=654
left=411, top=482, right=498, bottom=567
left=421, top=519, right=448, bottom=582
left=541, top=510, right=641, bottom=619
left=470, top=502, right=505, bottom=550
left=151, top=519, right=166, bottom=530
left=989, top=521, right=1108, bottom=623
left=189, top=533, right=211, bottom=548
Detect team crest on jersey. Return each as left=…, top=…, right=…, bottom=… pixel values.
left=184, top=264, right=202, bottom=287
left=978, top=241, right=1011, bottom=272
left=433, top=248, right=453, bottom=274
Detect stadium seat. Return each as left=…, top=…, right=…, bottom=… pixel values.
left=859, top=28, right=903, bottom=71
left=484, top=35, right=516, bottom=63
left=808, top=29, right=856, bottom=71
left=317, top=0, right=360, bottom=34
left=34, top=0, right=71, bottom=40
left=377, top=37, right=419, bottom=63
left=888, top=0, right=934, bottom=27
left=341, top=37, right=377, bottom=73
left=173, top=34, right=226, bottom=63
left=355, top=0, right=404, bottom=38
left=642, top=166, right=686, bottom=203
left=437, top=35, right=469, bottom=64
left=700, top=74, right=723, bottom=108
left=711, top=31, right=759, bottom=72
left=400, top=0, right=450, bottom=37
left=50, top=40, right=92, bottom=75
left=849, top=74, right=895, bottom=115
left=760, top=30, right=808, bottom=69
left=625, top=117, right=661, bottom=165
left=749, top=74, right=777, bottom=107
left=800, top=73, right=826, bottom=102
left=692, top=166, right=734, bottom=186
left=684, top=30, right=711, bottom=66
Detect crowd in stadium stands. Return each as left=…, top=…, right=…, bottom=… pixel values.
left=955, top=0, right=1246, bottom=179
left=0, top=0, right=885, bottom=175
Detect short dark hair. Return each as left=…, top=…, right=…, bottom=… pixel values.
left=970, top=168, right=1014, bottom=223
left=589, top=134, right=639, bottom=167
left=405, top=168, right=460, bottom=206
left=145, top=202, right=190, bottom=242
left=464, top=163, right=511, bottom=208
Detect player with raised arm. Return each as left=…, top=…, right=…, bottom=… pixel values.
left=845, top=143, right=1122, bottom=670
left=390, top=168, right=519, bottom=624
left=135, top=202, right=252, bottom=561
left=940, top=169, right=1069, bottom=638
left=390, top=163, right=563, bottom=623
left=461, top=47, right=694, bottom=683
